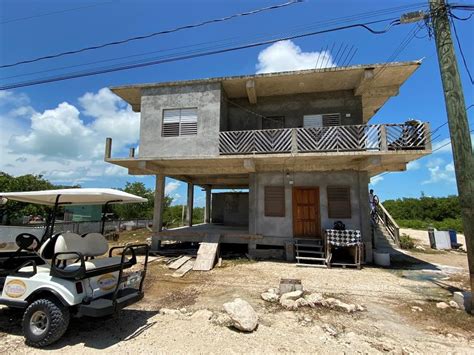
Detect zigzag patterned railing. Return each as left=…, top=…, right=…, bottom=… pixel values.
left=219, top=123, right=429, bottom=155
left=219, top=128, right=292, bottom=154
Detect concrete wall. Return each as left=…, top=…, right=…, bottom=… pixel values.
left=139, top=83, right=222, bottom=158
left=226, top=90, right=363, bottom=131
left=249, top=171, right=371, bottom=254
left=212, top=192, right=249, bottom=226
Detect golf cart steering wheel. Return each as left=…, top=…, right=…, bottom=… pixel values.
left=15, top=233, right=40, bottom=252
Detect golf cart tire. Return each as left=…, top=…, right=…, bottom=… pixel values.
left=22, top=298, right=70, bottom=348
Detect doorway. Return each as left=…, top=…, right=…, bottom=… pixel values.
left=292, top=187, right=321, bottom=238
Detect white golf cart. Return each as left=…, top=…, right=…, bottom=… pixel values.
left=0, top=188, right=150, bottom=347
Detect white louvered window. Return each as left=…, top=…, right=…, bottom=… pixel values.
left=303, top=113, right=341, bottom=128
left=162, top=108, right=198, bottom=137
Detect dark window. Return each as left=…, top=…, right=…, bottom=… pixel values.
left=262, top=116, right=285, bottom=129
left=264, top=186, right=285, bottom=217
left=322, top=113, right=341, bottom=126
left=162, top=108, right=197, bottom=137
left=327, top=186, right=351, bottom=218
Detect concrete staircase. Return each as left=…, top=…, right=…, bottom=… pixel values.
left=295, top=238, right=326, bottom=267
left=374, top=223, right=398, bottom=253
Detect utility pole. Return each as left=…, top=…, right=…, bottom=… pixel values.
left=429, top=0, right=474, bottom=313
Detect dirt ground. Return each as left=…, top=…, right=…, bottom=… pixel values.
left=0, top=229, right=473, bottom=354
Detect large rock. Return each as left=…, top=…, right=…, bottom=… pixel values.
left=323, top=298, right=357, bottom=313
left=261, top=288, right=280, bottom=302
left=280, top=290, right=303, bottom=301
left=223, top=298, right=258, bottom=332
left=304, top=293, right=324, bottom=307
left=280, top=299, right=298, bottom=310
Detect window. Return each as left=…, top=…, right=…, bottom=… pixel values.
left=162, top=108, right=197, bottom=137
left=303, top=113, right=341, bottom=128
left=327, top=186, right=351, bottom=218
left=264, top=186, right=285, bottom=217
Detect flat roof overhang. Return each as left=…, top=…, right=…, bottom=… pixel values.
left=110, top=61, right=421, bottom=122
left=106, top=149, right=430, bottom=188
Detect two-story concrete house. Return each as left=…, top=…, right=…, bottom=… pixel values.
left=105, top=61, right=431, bottom=263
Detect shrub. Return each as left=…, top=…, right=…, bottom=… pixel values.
left=399, top=233, right=415, bottom=250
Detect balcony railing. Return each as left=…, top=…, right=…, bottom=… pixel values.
left=219, top=123, right=430, bottom=155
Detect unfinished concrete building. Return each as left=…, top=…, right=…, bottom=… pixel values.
left=105, top=61, right=431, bottom=264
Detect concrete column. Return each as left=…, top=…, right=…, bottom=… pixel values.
left=186, top=183, right=194, bottom=227
left=205, top=186, right=211, bottom=224
left=358, top=171, right=372, bottom=263
left=248, top=173, right=257, bottom=235
left=152, top=174, right=165, bottom=250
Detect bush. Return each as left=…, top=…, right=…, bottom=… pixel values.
left=397, top=218, right=463, bottom=233
left=399, top=233, right=415, bottom=250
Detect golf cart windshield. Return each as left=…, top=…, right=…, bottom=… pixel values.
left=0, top=188, right=147, bottom=242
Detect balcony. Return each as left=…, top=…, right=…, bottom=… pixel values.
left=219, top=123, right=430, bottom=155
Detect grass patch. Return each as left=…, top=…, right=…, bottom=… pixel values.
left=399, top=233, right=415, bottom=250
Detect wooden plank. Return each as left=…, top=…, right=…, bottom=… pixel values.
left=193, top=234, right=220, bottom=271
left=168, top=256, right=191, bottom=270
left=172, top=260, right=195, bottom=278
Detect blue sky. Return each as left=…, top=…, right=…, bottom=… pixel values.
left=0, top=0, right=473, bottom=206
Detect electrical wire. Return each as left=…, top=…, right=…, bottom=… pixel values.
left=449, top=13, right=474, bottom=84
left=0, top=18, right=403, bottom=90
left=0, top=0, right=302, bottom=69
left=0, top=2, right=428, bottom=81
left=0, top=1, right=114, bottom=25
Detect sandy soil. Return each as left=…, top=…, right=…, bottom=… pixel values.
left=0, top=230, right=473, bottom=354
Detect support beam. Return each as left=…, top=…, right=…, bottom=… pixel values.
left=104, top=137, right=112, bottom=160
left=205, top=186, right=211, bottom=223
left=243, top=159, right=256, bottom=172
left=359, top=157, right=382, bottom=170
left=186, top=183, right=194, bottom=227
left=152, top=174, right=165, bottom=250
left=246, top=80, right=257, bottom=104
left=354, top=68, right=375, bottom=96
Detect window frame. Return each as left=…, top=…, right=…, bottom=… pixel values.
left=327, top=185, right=351, bottom=219
left=264, top=186, right=286, bottom=217
left=161, top=107, right=198, bottom=137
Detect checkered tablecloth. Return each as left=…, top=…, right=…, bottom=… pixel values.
left=325, top=229, right=362, bottom=246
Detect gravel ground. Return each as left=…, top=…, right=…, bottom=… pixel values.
left=1, top=231, right=473, bottom=354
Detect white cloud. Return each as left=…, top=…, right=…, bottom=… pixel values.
left=165, top=180, right=181, bottom=195
left=422, top=158, right=456, bottom=184
left=370, top=175, right=384, bottom=185
left=407, top=160, right=421, bottom=171
left=0, top=89, right=139, bottom=185
left=255, top=40, right=336, bottom=74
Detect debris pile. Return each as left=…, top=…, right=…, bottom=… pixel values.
left=261, top=286, right=365, bottom=313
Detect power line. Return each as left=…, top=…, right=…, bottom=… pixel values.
left=449, top=14, right=474, bottom=84
left=0, top=0, right=302, bottom=69
left=0, top=1, right=114, bottom=25
left=0, top=2, right=427, bottom=81
left=0, top=18, right=403, bottom=91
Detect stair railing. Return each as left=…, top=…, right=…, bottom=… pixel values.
left=374, top=202, right=401, bottom=247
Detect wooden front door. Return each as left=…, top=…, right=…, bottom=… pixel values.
left=292, top=187, right=321, bottom=238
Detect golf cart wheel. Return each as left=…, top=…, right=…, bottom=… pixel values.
left=22, top=298, right=70, bottom=348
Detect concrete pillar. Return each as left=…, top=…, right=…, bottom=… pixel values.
left=186, top=183, right=194, bottom=227
left=358, top=171, right=372, bottom=263
left=248, top=173, right=257, bottom=235
left=152, top=174, right=165, bottom=250
left=205, top=186, right=211, bottom=224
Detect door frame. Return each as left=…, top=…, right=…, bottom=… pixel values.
left=292, top=186, right=321, bottom=238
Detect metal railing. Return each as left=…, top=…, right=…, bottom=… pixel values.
left=219, top=123, right=430, bottom=155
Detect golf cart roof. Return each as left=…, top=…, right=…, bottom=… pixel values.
left=0, top=188, right=148, bottom=206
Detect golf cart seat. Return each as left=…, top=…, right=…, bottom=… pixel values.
left=50, top=232, right=136, bottom=279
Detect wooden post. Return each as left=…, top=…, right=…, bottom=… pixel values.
left=424, top=122, right=432, bottom=151
left=430, top=0, right=474, bottom=313
left=186, top=183, right=194, bottom=227
left=379, top=125, right=388, bottom=151
left=152, top=174, right=165, bottom=250
left=205, top=186, right=211, bottom=224
left=105, top=137, right=112, bottom=159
